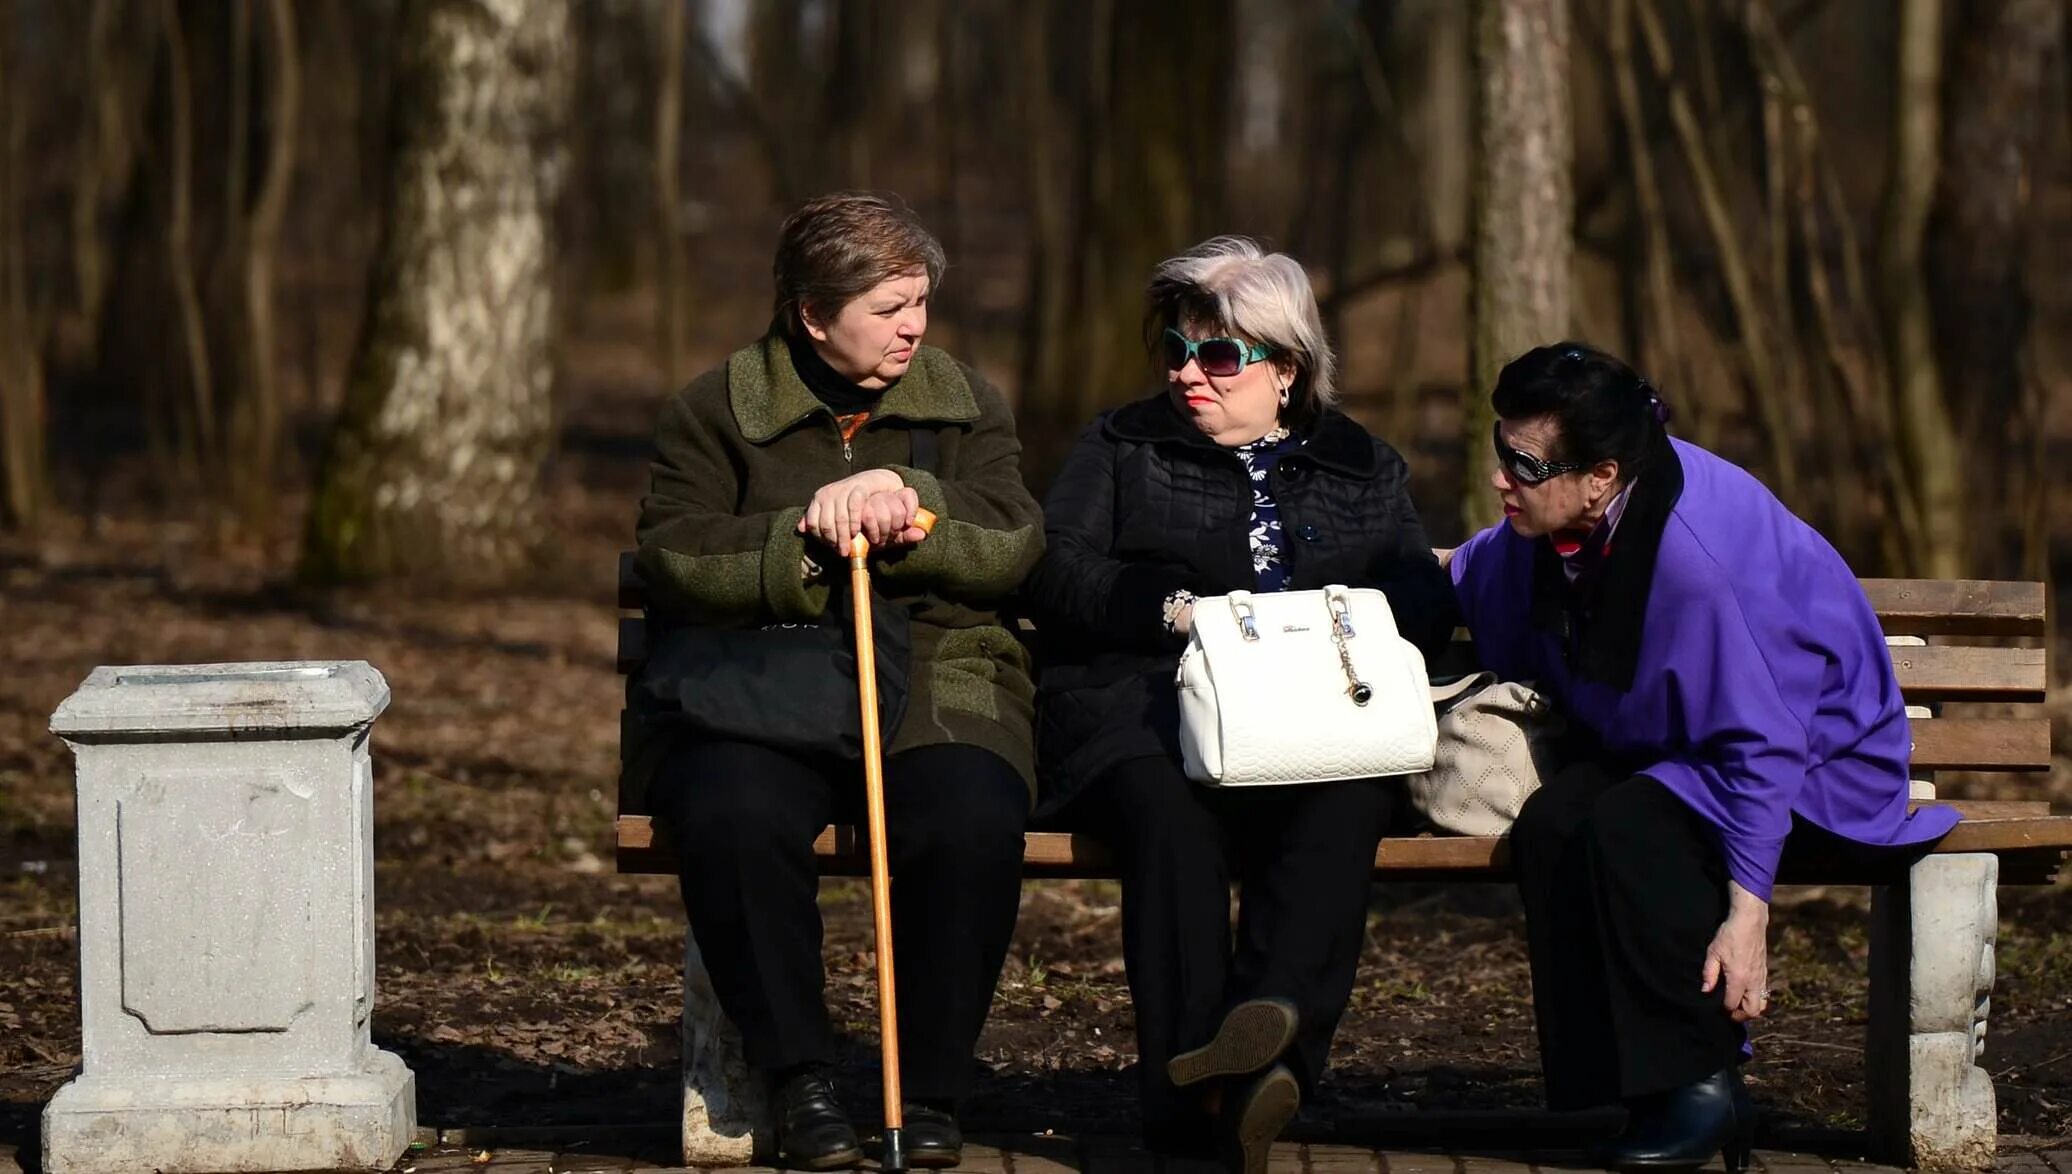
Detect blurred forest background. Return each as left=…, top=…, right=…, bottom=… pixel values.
left=4, top=0, right=2072, bottom=1145
left=1, top=0, right=2068, bottom=583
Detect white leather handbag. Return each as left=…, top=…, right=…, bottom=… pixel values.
left=1176, top=585, right=1438, bottom=786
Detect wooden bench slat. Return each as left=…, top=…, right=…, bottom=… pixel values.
left=616, top=798, right=2068, bottom=880
left=1889, top=645, right=2046, bottom=701
left=1910, top=719, right=2054, bottom=771
left=1859, top=578, right=2046, bottom=636
left=618, top=551, right=643, bottom=611
left=617, top=617, right=646, bottom=676
left=615, top=613, right=2048, bottom=704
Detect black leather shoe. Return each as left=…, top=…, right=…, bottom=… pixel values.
left=900, top=1104, right=963, bottom=1168
left=1594, top=1067, right=1755, bottom=1174
left=773, top=1068, right=862, bottom=1170
left=1167, top=997, right=1300, bottom=1088
left=1221, top=1062, right=1301, bottom=1174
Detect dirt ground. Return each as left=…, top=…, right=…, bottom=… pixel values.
left=3, top=324, right=2069, bottom=1160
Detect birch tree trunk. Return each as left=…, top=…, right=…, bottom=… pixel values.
left=1926, top=0, right=2062, bottom=577
left=1467, top=0, right=1571, bottom=534
left=301, top=0, right=573, bottom=583
left=1876, top=0, right=1962, bottom=579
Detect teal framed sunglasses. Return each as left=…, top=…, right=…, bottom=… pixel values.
left=1162, top=328, right=1275, bottom=377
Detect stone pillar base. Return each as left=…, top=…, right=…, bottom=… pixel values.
left=42, top=1049, right=416, bottom=1174
left=681, top=931, right=768, bottom=1165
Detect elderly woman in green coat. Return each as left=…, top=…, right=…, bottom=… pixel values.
left=628, top=192, right=1042, bottom=1169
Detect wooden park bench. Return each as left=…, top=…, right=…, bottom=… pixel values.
left=613, top=552, right=2066, bottom=1169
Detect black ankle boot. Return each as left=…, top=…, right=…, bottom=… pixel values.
left=1595, top=1067, right=1755, bottom=1174
left=900, top=1102, right=963, bottom=1168
left=772, top=1067, right=862, bottom=1170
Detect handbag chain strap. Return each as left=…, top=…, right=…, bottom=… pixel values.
left=1328, top=596, right=1374, bottom=706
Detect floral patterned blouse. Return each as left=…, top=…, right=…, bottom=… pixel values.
left=1233, top=428, right=1303, bottom=592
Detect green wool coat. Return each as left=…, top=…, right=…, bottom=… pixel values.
left=624, top=334, right=1045, bottom=811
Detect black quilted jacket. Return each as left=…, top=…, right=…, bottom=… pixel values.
left=1021, top=392, right=1459, bottom=816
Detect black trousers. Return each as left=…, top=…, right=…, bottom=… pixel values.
left=1510, top=760, right=1921, bottom=1110
left=651, top=738, right=1028, bottom=1103
left=1065, top=755, right=1401, bottom=1141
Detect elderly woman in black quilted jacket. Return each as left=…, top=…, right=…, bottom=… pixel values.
left=1021, top=236, right=1456, bottom=1172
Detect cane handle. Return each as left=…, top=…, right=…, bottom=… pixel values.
left=847, top=508, right=939, bottom=562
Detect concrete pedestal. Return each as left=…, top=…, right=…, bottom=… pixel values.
left=680, top=931, right=769, bottom=1165
left=43, top=662, right=416, bottom=1174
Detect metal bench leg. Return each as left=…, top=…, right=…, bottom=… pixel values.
left=1867, top=851, right=1999, bottom=1170
left=681, top=930, right=770, bottom=1166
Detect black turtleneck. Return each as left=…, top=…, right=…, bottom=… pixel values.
left=787, top=333, right=884, bottom=414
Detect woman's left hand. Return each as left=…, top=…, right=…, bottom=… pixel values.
left=857, top=487, right=929, bottom=548
left=1701, top=882, right=1772, bottom=1023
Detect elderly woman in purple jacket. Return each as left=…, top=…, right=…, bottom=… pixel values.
left=1444, top=343, right=1958, bottom=1174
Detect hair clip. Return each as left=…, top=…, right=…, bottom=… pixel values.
left=1634, top=376, right=1671, bottom=423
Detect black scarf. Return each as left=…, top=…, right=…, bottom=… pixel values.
left=1527, top=432, right=1685, bottom=691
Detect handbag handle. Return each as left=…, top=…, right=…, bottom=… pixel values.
left=1225, top=591, right=1261, bottom=642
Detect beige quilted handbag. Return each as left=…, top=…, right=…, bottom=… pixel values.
left=1406, top=672, right=1566, bottom=835
left=1176, top=585, right=1437, bottom=786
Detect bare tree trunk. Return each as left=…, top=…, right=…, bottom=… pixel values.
left=1403, top=0, right=1471, bottom=259
left=1633, top=0, right=1796, bottom=503
left=228, top=0, right=297, bottom=522
left=932, top=0, right=963, bottom=355
left=1013, top=0, right=1098, bottom=484
left=69, top=0, right=142, bottom=356
left=824, top=4, right=877, bottom=189
left=0, top=7, right=49, bottom=531
left=1077, top=0, right=1233, bottom=426
left=1468, top=0, right=1571, bottom=534
left=1607, top=0, right=1694, bottom=444
left=1876, top=0, right=1963, bottom=579
left=161, top=0, right=217, bottom=487
left=748, top=0, right=806, bottom=202
left=301, top=0, right=574, bottom=584
left=1743, top=0, right=1900, bottom=566
left=653, top=0, right=686, bottom=382
left=1926, top=0, right=2062, bottom=577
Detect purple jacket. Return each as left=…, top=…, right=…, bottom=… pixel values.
left=1451, top=436, right=1958, bottom=900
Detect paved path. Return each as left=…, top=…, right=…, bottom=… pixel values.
left=9, top=1133, right=2071, bottom=1174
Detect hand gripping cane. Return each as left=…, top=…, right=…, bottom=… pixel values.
left=847, top=506, right=935, bottom=1172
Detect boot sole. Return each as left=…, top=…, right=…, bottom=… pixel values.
left=1166, top=998, right=1299, bottom=1088
left=1231, top=1065, right=1301, bottom=1174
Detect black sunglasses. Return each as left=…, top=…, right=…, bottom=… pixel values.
left=1493, top=422, right=1589, bottom=486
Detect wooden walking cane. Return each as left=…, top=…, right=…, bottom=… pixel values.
left=847, top=506, right=935, bottom=1173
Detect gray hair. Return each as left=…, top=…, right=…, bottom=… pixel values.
left=1144, top=236, right=1338, bottom=418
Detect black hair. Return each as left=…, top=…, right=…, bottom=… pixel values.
left=1490, top=341, right=1669, bottom=480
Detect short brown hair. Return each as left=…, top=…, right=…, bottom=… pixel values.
left=771, top=192, right=946, bottom=337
